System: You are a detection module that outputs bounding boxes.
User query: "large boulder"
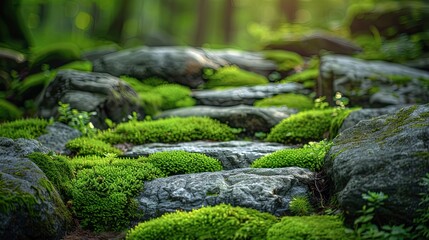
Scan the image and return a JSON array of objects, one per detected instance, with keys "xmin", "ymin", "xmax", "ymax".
[
  {"xmin": 38, "ymin": 70, "xmax": 143, "ymax": 128},
  {"xmin": 0, "ymin": 138, "xmax": 71, "ymax": 240},
  {"xmin": 319, "ymin": 55, "xmax": 429, "ymax": 107},
  {"xmin": 92, "ymin": 46, "xmax": 228, "ymax": 88},
  {"xmin": 124, "ymin": 141, "xmax": 288, "ymax": 170},
  {"xmin": 192, "ymin": 83, "xmax": 308, "ymax": 106},
  {"xmin": 37, "ymin": 122, "xmax": 81, "ymax": 155},
  {"xmin": 136, "ymin": 167, "xmax": 314, "ymax": 220},
  {"xmin": 155, "ymin": 105, "xmax": 297, "ymax": 135},
  {"xmin": 325, "ymin": 104, "xmax": 429, "ymax": 226}
]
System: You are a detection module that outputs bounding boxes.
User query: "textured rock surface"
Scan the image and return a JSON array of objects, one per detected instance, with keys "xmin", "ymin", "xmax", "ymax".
[
  {"xmin": 136, "ymin": 167, "xmax": 314, "ymax": 220},
  {"xmin": 325, "ymin": 104, "xmax": 429, "ymax": 225},
  {"xmin": 92, "ymin": 46, "xmax": 228, "ymax": 88},
  {"xmin": 192, "ymin": 83, "xmax": 308, "ymax": 106},
  {"xmin": 320, "ymin": 55, "xmax": 429, "ymax": 107},
  {"xmin": 0, "ymin": 138, "xmax": 71, "ymax": 240},
  {"xmin": 125, "ymin": 141, "xmax": 289, "ymax": 170},
  {"xmin": 155, "ymin": 105, "xmax": 297, "ymax": 135},
  {"xmin": 37, "ymin": 122, "xmax": 81, "ymax": 155},
  {"xmin": 38, "ymin": 70, "xmax": 143, "ymax": 128},
  {"xmin": 264, "ymin": 33, "xmax": 362, "ymax": 56}
]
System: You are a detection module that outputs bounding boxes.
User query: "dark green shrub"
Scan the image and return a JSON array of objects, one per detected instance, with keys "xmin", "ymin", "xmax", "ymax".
[
  {"xmin": 289, "ymin": 196, "xmax": 314, "ymax": 216},
  {"xmin": 262, "ymin": 50, "xmax": 304, "ymax": 71},
  {"xmin": 267, "ymin": 215, "xmax": 352, "ymax": 240},
  {"xmin": 98, "ymin": 117, "xmax": 237, "ymax": 145},
  {"xmin": 66, "ymin": 137, "xmax": 122, "ymax": 156},
  {"xmin": 254, "ymin": 93, "xmax": 313, "ymax": 110},
  {"xmin": 27, "ymin": 152, "xmax": 73, "ymax": 200},
  {"xmin": 203, "ymin": 66, "xmax": 268, "ymax": 89},
  {"xmin": 126, "ymin": 204, "xmax": 278, "ymax": 240},
  {"xmin": 266, "ymin": 109, "xmax": 335, "ymax": 144},
  {"xmin": 0, "ymin": 99, "xmax": 22, "ymax": 121},
  {"xmin": 251, "ymin": 140, "xmax": 332, "ymax": 171},
  {"xmin": 281, "ymin": 69, "xmax": 318, "ymax": 88},
  {"xmin": 0, "ymin": 118, "xmax": 50, "ymax": 139},
  {"xmin": 138, "ymin": 150, "xmax": 222, "ymax": 176}
]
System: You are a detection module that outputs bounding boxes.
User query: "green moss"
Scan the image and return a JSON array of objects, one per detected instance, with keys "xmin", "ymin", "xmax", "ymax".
[
  {"xmin": 126, "ymin": 204, "xmax": 278, "ymax": 240},
  {"xmin": 266, "ymin": 215, "xmax": 353, "ymax": 240},
  {"xmin": 141, "ymin": 77, "xmax": 169, "ymax": 86},
  {"xmin": 266, "ymin": 109, "xmax": 335, "ymax": 144},
  {"xmin": 251, "ymin": 140, "xmax": 332, "ymax": 171},
  {"xmin": 151, "ymin": 84, "xmax": 196, "ymax": 110},
  {"xmin": 97, "ymin": 117, "xmax": 237, "ymax": 145},
  {"xmin": 203, "ymin": 66, "xmax": 268, "ymax": 89},
  {"xmin": 281, "ymin": 69, "xmax": 318, "ymax": 89},
  {"xmin": 29, "ymin": 42, "xmax": 81, "ymax": 70},
  {"xmin": 289, "ymin": 196, "xmax": 314, "ymax": 216},
  {"xmin": 329, "ymin": 109, "xmax": 358, "ymax": 139},
  {"xmin": 138, "ymin": 92, "xmax": 163, "ymax": 116},
  {"xmin": 65, "ymin": 137, "xmax": 122, "ymax": 156},
  {"xmin": 120, "ymin": 76, "xmax": 154, "ymax": 93},
  {"xmin": 254, "ymin": 93, "xmax": 314, "ymax": 111},
  {"xmin": 0, "ymin": 99, "xmax": 22, "ymax": 121},
  {"xmin": 377, "ymin": 105, "xmax": 418, "ymax": 143},
  {"xmin": 262, "ymin": 50, "xmax": 304, "ymax": 71},
  {"xmin": 58, "ymin": 60, "xmax": 92, "ymax": 72},
  {"xmin": 0, "ymin": 174, "xmax": 38, "ymax": 216},
  {"xmin": 138, "ymin": 151, "xmax": 222, "ymax": 176},
  {"xmin": 388, "ymin": 75, "xmax": 412, "ymax": 85},
  {"xmin": 0, "ymin": 118, "xmax": 50, "ymax": 139}
]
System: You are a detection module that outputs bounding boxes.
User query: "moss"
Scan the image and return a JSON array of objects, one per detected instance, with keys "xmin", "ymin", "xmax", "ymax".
[
  {"xmin": 65, "ymin": 137, "xmax": 123, "ymax": 156},
  {"xmin": 0, "ymin": 118, "xmax": 50, "ymax": 139},
  {"xmin": 266, "ymin": 215, "xmax": 353, "ymax": 240},
  {"xmin": 387, "ymin": 75, "xmax": 412, "ymax": 85},
  {"xmin": 58, "ymin": 60, "xmax": 92, "ymax": 72},
  {"xmin": 126, "ymin": 204, "xmax": 278, "ymax": 240},
  {"xmin": 262, "ymin": 50, "xmax": 304, "ymax": 71},
  {"xmin": 281, "ymin": 69, "xmax": 318, "ymax": 89},
  {"xmin": 141, "ymin": 77, "xmax": 169, "ymax": 86},
  {"xmin": 97, "ymin": 117, "xmax": 237, "ymax": 145},
  {"xmin": 0, "ymin": 174, "xmax": 38, "ymax": 216},
  {"xmin": 0, "ymin": 99, "xmax": 22, "ymax": 121},
  {"xmin": 289, "ymin": 196, "xmax": 314, "ymax": 216},
  {"xmin": 120, "ymin": 76, "xmax": 154, "ymax": 93},
  {"xmin": 151, "ymin": 84, "xmax": 196, "ymax": 110},
  {"xmin": 251, "ymin": 140, "xmax": 332, "ymax": 171},
  {"xmin": 203, "ymin": 66, "xmax": 268, "ymax": 89},
  {"xmin": 377, "ymin": 105, "xmax": 418, "ymax": 143},
  {"xmin": 29, "ymin": 42, "xmax": 81, "ymax": 71},
  {"xmin": 138, "ymin": 150, "xmax": 223, "ymax": 176},
  {"xmin": 329, "ymin": 109, "xmax": 358, "ymax": 139},
  {"xmin": 254, "ymin": 93, "xmax": 314, "ymax": 111}
]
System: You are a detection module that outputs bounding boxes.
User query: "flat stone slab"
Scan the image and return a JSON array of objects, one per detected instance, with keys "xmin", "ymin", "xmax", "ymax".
[
  {"xmin": 192, "ymin": 83, "xmax": 308, "ymax": 106},
  {"xmin": 136, "ymin": 167, "xmax": 314, "ymax": 220},
  {"xmin": 124, "ymin": 141, "xmax": 289, "ymax": 170}
]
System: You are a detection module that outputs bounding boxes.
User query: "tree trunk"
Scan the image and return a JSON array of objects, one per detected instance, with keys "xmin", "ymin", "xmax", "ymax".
[
  {"xmin": 279, "ymin": 0, "xmax": 299, "ymax": 23},
  {"xmin": 194, "ymin": 0, "xmax": 209, "ymax": 46},
  {"xmin": 106, "ymin": 0, "xmax": 132, "ymax": 43},
  {"xmin": 223, "ymin": 0, "xmax": 234, "ymax": 44}
]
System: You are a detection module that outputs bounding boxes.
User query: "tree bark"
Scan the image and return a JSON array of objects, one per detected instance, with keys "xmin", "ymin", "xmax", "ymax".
[
  {"xmin": 278, "ymin": 0, "xmax": 299, "ymax": 23},
  {"xmin": 223, "ymin": 0, "xmax": 234, "ymax": 44},
  {"xmin": 194, "ymin": 0, "xmax": 209, "ymax": 46},
  {"xmin": 106, "ymin": 0, "xmax": 132, "ymax": 43}
]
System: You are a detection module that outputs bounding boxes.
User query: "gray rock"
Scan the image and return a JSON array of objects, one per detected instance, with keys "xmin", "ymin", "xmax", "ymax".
[
  {"xmin": 125, "ymin": 141, "xmax": 289, "ymax": 170},
  {"xmin": 136, "ymin": 167, "xmax": 314, "ymax": 220},
  {"xmin": 92, "ymin": 46, "xmax": 228, "ymax": 88},
  {"xmin": 38, "ymin": 70, "xmax": 143, "ymax": 129},
  {"xmin": 320, "ymin": 55, "xmax": 429, "ymax": 107},
  {"xmin": 155, "ymin": 105, "xmax": 297, "ymax": 135},
  {"xmin": 192, "ymin": 83, "xmax": 308, "ymax": 106},
  {"xmin": 0, "ymin": 138, "xmax": 71, "ymax": 240},
  {"xmin": 37, "ymin": 122, "xmax": 81, "ymax": 154},
  {"xmin": 325, "ymin": 104, "xmax": 429, "ymax": 226}
]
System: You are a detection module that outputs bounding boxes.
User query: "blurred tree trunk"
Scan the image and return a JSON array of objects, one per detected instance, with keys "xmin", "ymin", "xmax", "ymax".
[
  {"xmin": 163, "ymin": 0, "xmax": 178, "ymax": 36},
  {"xmin": 90, "ymin": 2, "xmax": 101, "ymax": 38},
  {"xmin": 0, "ymin": 0, "xmax": 31, "ymax": 51},
  {"xmin": 279, "ymin": 0, "xmax": 299, "ymax": 23},
  {"xmin": 106, "ymin": 0, "xmax": 132, "ymax": 43},
  {"xmin": 223, "ymin": 0, "xmax": 234, "ymax": 44},
  {"xmin": 194, "ymin": 0, "xmax": 209, "ymax": 46}
]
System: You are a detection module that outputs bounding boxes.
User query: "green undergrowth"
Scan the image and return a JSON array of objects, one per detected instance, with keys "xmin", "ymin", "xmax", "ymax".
[
  {"xmin": 0, "ymin": 118, "xmax": 50, "ymax": 139},
  {"xmin": 0, "ymin": 99, "xmax": 23, "ymax": 121},
  {"xmin": 97, "ymin": 117, "xmax": 237, "ymax": 145},
  {"xmin": 251, "ymin": 140, "xmax": 332, "ymax": 171},
  {"xmin": 0, "ymin": 174, "xmax": 38, "ymax": 216},
  {"xmin": 137, "ymin": 150, "xmax": 223, "ymax": 176},
  {"xmin": 203, "ymin": 66, "xmax": 268, "ymax": 89},
  {"xmin": 126, "ymin": 204, "xmax": 278, "ymax": 240},
  {"xmin": 66, "ymin": 137, "xmax": 122, "ymax": 156},
  {"xmin": 262, "ymin": 50, "xmax": 304, "ymax": 71},
  {"xmin": 281, "ymin": 68, "xmax": 318, "ymax": 89},
  {"xmin": 289, "ymin": 196, "xmax": 314, "ymax": 216},
  {"xmin": 254, "ymin": 93, "xmax": 314, "ymax": 110}
]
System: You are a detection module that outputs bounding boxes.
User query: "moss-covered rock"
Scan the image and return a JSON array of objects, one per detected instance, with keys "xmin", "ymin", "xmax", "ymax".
[
  {"xmin": 0, "ymin": 99, "xmax": 22, "ymax": 121},
  {"xmin": 203, "ymin": 66, "xmax": 268, "ymax": 89},
  {"xmin": 98, "ymin": 117, "xmax": 237, "ymax": 145},
  {"xmin": 281, "ymin": 68, "xmax": 318, "ymax": 88},
  {"xmin": 65, "ymin": 137, "xmax": 122, "ymax": 156},
  {"xmin": 0, "ymin": 118, "xmax": 50, "ymax": 139},
  {"xmin": 254, "ymin": 93, "xmax": 313, "ymax": 110},
  {"xmin": 138, "ymin": 150, "xmax": 222, "ymax": 176},
  {"xmin": 127, "ymin": 204, "xmax": 278, "ymax": 240},
  {"xmin": 266, "ymin": 215, "xmax": 353, "ymax": 240},
  {"xmin": 262, "ymin": 50, "xmax": 304, "ymax": 71}
]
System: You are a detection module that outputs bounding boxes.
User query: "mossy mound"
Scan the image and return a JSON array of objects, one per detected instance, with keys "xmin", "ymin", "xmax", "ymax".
[
  {"xmin": 251, "ymin": 140, "xmax": 332, "ymax": 171},
  {"xmin": 262, "ymin": 50, "xmax": 304, "ymax": 71},
  {"xmin": 289, "ymin": 196, "xmax": 314, "ymax": 216},
  {"xmin": 65, "ymin": 137, "xmax": 122, "ymax": 156},
  {"xmin": 203, "ymin": 66, "xmax": 268, "ymax": 89},
  {"xmin": 0, "ymin": 99, "xmax": 22, "ymax": 121},
  {"xmin": 0, "ymin": 118, "xmax": 50, "ymax": 139},
  {"xmin": 281, "ymin": 69, "xmax": 318, "ymax": 89},
  {"xmin": 98, "ymin": 117, "xmax": 237, "ymax": 145},
  {"xmin": 138, "ymin": 150, "xmax": 223, "ymax": 176},
  {"xmin": 266, "ymin": 215, "xmax": 353, "ymax": 240},
  {"xmin": 127, "ymin": 204, "xmax": 278, "ymax": 240},
  {"xmin": 254, "ymin": 93, "xmax": 314, "ymax": 111}
]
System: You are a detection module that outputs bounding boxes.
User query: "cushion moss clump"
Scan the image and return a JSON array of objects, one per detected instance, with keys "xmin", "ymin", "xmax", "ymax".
[
  {"xmin": 126, "ymin": 204, "xmax": 278, "ymax": 240},
  {"xmin": 138, "ymin": 151, "xmax": 223, "ymax": 176},
  {"xmin": 251, "ymin": 140, "xmax": 332, "ymax": 171},
  {"xmin": 262, "ymin": 50, "xmax": 304, "ymax": 71},
  {"xmin": 65, "ymin": 137, "xmax": 122, "ymax": 156},
  {"xmin": 281, "ymin": 68, "xmax": 318, "ymax": 88},
  {"xmin": 98, "ymin": 117, "xmax": 237, "ymax": 145},
  {"xmin": 266, "ymin": 215, "xmax": 353, "ymax": 240},
  {"xmin": 289, "ymin": 196, "xmax": 314, "ymax": 216},
  {"xmin": 254, "ymin": 93, "xmax": 314, "ymax": 110},
  {"xmin": 203, "ymin": 66, "xmax": 268, "ymax": 89},
  {"xmin": 0, "ymin": 99, "xmax": 22, "ymax": 121},
  {"xmin": 0, "ymin": 118, "xmax": 50, "ymax": 139},
  {"xmin": 151, "ymin": 84, "xmax": 196, "ymax": 110}
]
